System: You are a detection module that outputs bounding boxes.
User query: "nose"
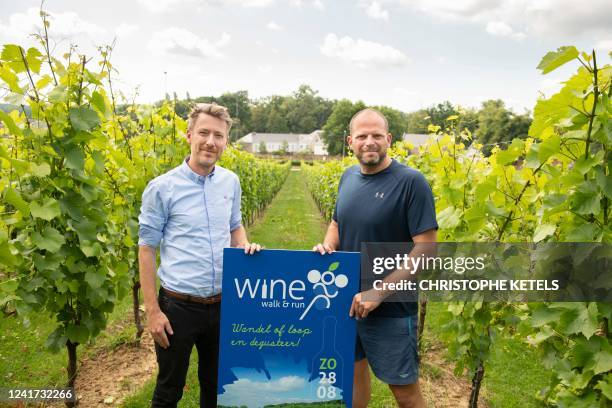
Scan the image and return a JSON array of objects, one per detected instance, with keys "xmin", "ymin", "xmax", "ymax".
[{"xmin": 203, "ymin": 134, "xmax": 215, "ymax": 146}]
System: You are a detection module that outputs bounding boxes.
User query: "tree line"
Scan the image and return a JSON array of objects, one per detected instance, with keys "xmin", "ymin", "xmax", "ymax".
[{"xmin": 162, "ymin": 85, "xmax": 532, "ymax": 155}]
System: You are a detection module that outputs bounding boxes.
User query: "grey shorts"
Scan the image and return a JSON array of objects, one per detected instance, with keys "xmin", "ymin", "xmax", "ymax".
[{"xmin": 355, "ymin": 315, "xmax": 419, "ymax": 385}]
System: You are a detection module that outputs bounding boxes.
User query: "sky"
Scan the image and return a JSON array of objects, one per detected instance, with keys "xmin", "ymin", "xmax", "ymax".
[{"xmin": 0, "ymin": 0, "xmax": 610, "ymax": 114}]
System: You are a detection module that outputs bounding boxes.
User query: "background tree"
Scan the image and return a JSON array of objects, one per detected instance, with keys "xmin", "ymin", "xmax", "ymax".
[
  {"xmin": 474, "ymin": 99, "xmax": 531, "ymax": 153},
  {"xmin": 374, "ymin": 105, "xmax": 409, "ymax": 142},
  {"xmin": 322, "ymin": 99, "xmax": 366, "ymax": 155},
  {"xmin": 258, "ymin": 141, "xmax": 267, "ymax": 154}
]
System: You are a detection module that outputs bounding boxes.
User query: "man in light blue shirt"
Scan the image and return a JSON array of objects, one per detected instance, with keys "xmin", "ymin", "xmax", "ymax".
[{"xmin": 138, "ymin": 103, "xmax": 260, "ymax": 408}]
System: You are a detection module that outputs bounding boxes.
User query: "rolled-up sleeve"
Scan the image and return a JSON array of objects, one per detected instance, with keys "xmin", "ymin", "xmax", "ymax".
[
  {"xmin": 138, "ymin": 180, "xmax": 167, "ymax": 247},
  {"xmin": 230, "ymin": 177, "xmax": 242, "ymax": 232}
]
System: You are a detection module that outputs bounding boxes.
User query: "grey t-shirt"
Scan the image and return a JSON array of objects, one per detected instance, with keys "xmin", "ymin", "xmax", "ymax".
[{"xmin": 333, "ymin": 159, "xmax": 438, "ymax": 317}]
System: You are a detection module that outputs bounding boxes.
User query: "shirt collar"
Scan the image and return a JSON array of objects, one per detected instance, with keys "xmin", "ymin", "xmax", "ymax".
[{"xmin": 181, "ymin": 157, "xmax": 215, "ymax": 184}]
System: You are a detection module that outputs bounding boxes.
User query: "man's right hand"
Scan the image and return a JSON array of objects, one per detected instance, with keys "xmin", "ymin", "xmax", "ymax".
[
  {"xmin": 312, "ymin": 242, "xmax": 334, "ymax": 255},
  {"xmin": 147, "ymin": 308, "xmax": 174, "ymax": 348}
]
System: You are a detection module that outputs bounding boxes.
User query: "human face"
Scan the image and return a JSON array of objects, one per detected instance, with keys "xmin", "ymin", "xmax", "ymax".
[
  {"xmin": 348, "ymin": 111, "xmax": 392, "ymax": 171},
  {"xmin": 186, "ymin": 113, "xmax": 228, "ymax": 175}
]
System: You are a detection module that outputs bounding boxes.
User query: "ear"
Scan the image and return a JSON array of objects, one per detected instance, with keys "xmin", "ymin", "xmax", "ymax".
[
  {"xmin": 347, "ymin": 134, "xmax": 353, "ymax": 147},
  {"xmin": 387, "ymin": 133, "xmax": 392, "ymax": 144},
  {"xmin": 186, "ymin": 129, "xmax": 193, "ymax": 144}
]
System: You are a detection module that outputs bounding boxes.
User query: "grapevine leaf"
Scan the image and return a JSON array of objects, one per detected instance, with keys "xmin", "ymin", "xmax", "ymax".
[
  {"xmin": 0, "ymin": 110, "xmax": 23, "ymax": 136},
  {"xmin": 30, "ymin": 199, "xmax": 61, "ymax": 220},
  {"xmin": 0, "ymin": 241, "xmax": 20, "ymax": 267},
  {"xmin": 84, "ymin": 271, "xmax": 105, "ymax": 289},
  {"xmin": 69, "ymin": 219, "xmax": 97, "ymax": 242},
  {"xmin": 80, "ymin": 241, "xmax": 102, "ymax": 257},
  {"xmin": 32, "ymin": 227, "xmax": 65, "ymax": 252},
  {"xmin": 530, "ymin": 306, "xmax": 562, "ymax": 327},
  {"xmin": 66, "ymin": 324, "xmax": 89, "ymax": 344},
  {"xmin": 0, "ymin": 65, "xmax": 22, "ymax": 93},
  {"xmin": 69, "ymin": 107, "xmax": 100, "ymax": 132},
  {"xmin": 65, "ymin": 146, "xmax": 85, "ymax": 171},
  {"xmin": 537, "ymin": 46, "xmax": 579, "ymax": 74},
  {"xmin": 25, "ymin": 47, "xmax": 43, "ymax": 74},
  {"xmin": 29, "ymin": 162, "xmax": 51, "ymax": 177},
  {"xmin": 533, "ymin": 224, "xmax": 556, "ymax": 242},
  {"xmin": 90, "ymin": 91, "xmax": 106, "ymax": 115},
  {"xmin": 566, "ymin": 224, "xmax": 597, "ymax": 242},
  {"xmin": 1, "ymin": 44, "xmax": 26, "ymax": 73},
  {"xmin": 595, "ymin": 375, "xmax": 612, "ymax": 400},
  {"xmin": 593, "ymin": 345, "xmax": 612, "ymax": 375},
  {"xmin": 571, "ymin": 182, "xmax": 601, "ymax": 215},
  {"xmin": 4, "ymin": 188, "xmax": 30, "ymax": 216},
  {"xmin": 438, "ymin": 206, "xmax": 462, "ymax": 229}
]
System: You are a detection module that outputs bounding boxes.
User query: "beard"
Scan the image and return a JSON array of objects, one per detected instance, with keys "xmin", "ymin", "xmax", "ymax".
[{"xmin": 356, "ymin": 149, "xmax": 386, "ymax": 167}]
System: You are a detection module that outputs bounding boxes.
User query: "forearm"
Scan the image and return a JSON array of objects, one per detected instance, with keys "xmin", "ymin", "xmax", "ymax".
[
  {"xmin": 139, "ymin": 245, "xmax": 160, "ymax": 314},
  {"xmin": 323, "ymin": 220, "xmax": 340, "ymax": 250},
  {"xmin": 376, "ymin": 231, "xmax": 438, "ymax": 298},
  {"xmin": 230, "ymin": 225, "xmax": 248, "ymax": 247}
]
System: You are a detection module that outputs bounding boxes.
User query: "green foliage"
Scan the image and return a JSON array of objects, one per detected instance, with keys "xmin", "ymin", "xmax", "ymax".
[
  {"xmin": 248, "ymin": 85, "xmax": 334, "ymax": 137},
  {"xmin": 0, "ymin": 32, "xmax": 289, "ymax": 386},
  {"xmin": 304, "ymin": 46, "xmax": 611, "ymax": 406},
  {"xmin": 474, "ymin": 99, "xmax": 532, "ymax": 153},
  {"xmin": 321, "ymin": 99, "xmax": 366, "ymax": 155}
]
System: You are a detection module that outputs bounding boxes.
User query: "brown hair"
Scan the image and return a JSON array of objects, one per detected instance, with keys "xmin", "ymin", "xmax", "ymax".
[{"xmin": 187, "ymin": 102, "xmax": 233, "ymax": 133}]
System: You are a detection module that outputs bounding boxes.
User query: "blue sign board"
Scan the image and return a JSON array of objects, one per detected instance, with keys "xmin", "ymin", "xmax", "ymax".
[{"xmin": 218, "ymin": 248, "xmax": 360, "ymax": 408}]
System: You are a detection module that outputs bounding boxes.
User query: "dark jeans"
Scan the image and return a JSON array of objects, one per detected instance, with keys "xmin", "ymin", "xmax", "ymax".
[{"xmin": 152, "ymin": 290, "xmax": 220, "ymax": 408}]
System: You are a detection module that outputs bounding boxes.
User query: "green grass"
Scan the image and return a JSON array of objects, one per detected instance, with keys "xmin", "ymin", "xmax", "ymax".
[
  {"xmin": 0, "ymin": 285, "xmax": 139, "ymax": 390},
  {"xmin": 247, "ymin": 169, "xmax": 329, "ymax": 250}
]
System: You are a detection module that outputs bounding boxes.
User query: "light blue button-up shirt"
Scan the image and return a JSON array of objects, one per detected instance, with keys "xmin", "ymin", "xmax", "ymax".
[{"xmin": 138, "ymin": 159, "xmax": 242, "ymax": 297}]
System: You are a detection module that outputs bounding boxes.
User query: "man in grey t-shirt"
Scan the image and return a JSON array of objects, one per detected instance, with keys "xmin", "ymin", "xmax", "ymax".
[{"xmin": 314, "ymin": 108, "xmax": 438, "ymax": 408}]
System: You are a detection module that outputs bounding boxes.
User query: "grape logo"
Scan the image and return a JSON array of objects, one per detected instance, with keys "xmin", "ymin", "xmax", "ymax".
[{"xmin": 299, "ymin": 262, "xmax": 348, "ymax": 321}]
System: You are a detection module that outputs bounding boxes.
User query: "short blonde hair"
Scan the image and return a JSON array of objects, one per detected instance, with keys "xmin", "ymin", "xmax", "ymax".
[{"xmin": 187, "ymin": 102, "xmax": 233, "ymax": 132}]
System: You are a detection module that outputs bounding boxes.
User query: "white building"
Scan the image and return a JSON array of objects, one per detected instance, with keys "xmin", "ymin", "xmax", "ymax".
[
  {"xmin": 401, "ymin": 133, "xmax": 430, "ymax": 148},
  {"xmin": 237, "ymin": 130, "xmax": 328, "ymax": 156}
]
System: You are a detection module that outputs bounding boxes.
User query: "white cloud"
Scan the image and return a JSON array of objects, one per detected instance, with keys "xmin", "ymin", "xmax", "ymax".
[
  {"xmin": 320, "ymin": 33, "xmax": 408, "ymax": 68},
  {"xmin": 148, "ymin": 28, "xmax": 230, "ymax": 58},
  {"xmin": 136, "ymin": 0, "xmax": 196, "ymax": 13},
  {"xmin": 226, "ymin": 0, "xmax": 275, "ymax": 7},
  {"xmin": 594, "ymin": 39, "xmax": 612, "ymax": 55},
  {"xmin": 218, "ymin": 376, "xmax": 310, "ymax": 408},
  {"xmin": 360, "ymin": 1, "xmax": 389, "ymax": 21},
  {"xmin": 485, "ymin": 21, "xmax": 526, "ymax": 40},
  {"xmin": 290, "ymin": 0, "xmax": 325, "ymax": 10},
  {"xmin": 115, "ymin": 23, "xmax": 139, "ymax": 38},
  {"xmin": 267, "ymin": 21, "xmax": 283, "ymax": 31},
  {"xmin": 393, "ymin": 0, "xmax": 612, "ymax": 40},
  {"xmin": 0, "ymin": 7, "xmax": 106, "ymax": 40},
  {"xmin": 137, "ymin": 0, "xmax": 273, "ymax": 12}
]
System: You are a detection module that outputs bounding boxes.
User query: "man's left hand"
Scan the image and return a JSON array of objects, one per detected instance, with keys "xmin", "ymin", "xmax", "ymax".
[
  {"xmin": 242, "ymin": 242, "xmax": 262, "ymax": 255},
  {"xmin": 349, "ymin": 290, "xmax": 382, "ymax": 319}
]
